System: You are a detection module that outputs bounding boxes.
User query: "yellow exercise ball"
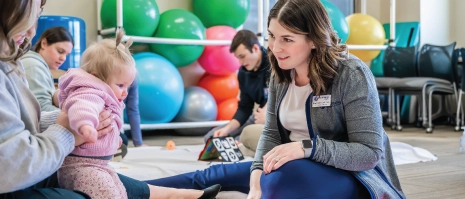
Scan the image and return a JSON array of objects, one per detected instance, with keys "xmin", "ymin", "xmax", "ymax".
[{"xmin": 345, "ymin": 13, "xmax": 385, "ymax": 62}]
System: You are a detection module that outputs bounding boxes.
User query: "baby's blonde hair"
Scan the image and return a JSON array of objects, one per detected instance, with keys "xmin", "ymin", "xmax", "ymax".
[{"xmin": 80, "ymin": 30, "xmax": 135, "ymax": 82}]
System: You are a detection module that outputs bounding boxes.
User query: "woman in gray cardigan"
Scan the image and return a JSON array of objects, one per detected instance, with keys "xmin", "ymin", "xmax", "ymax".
[
  {"xmin": 148, "ymin": 0, "xmax": 405, "ymax": 198},
  {"xmin": 0, "ymin": 0, "xmax": 220, "ymax": 198}
]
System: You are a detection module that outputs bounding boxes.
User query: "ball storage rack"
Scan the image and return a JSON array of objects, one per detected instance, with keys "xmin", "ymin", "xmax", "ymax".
[{"xmin": 97, "ymin": 0, "xmax": 397, "ymax": 131}]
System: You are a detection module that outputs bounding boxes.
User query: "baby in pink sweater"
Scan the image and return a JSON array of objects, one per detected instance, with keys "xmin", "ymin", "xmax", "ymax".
[{"xmin": 57, "ymin": 30, "xmax": 136, "ymax": 199}]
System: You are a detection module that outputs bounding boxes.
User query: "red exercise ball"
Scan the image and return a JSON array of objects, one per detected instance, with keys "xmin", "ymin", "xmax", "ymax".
[
  {"xmin": 198, "ymin": 26, "xmax": 240, "ymax": 76},
  {"xmin": 217, "ymin": 98, "xmax": 239, "ymax": 121},
  {"xmin": 198, "ymin": 73, "xmax": 239, "ymax": 103}
]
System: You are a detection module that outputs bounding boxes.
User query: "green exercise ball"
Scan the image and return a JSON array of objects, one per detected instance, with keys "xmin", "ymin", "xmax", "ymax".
[
  {"xmin": 100, "ymin": 0, "xmax": 160, "ymax": 37},
  {"xmin": 193, "ymin": 0, "xmax": 250, "ymax": 28},
  {"xmin": 149, "ymin": 9, "xmax": 206, "ymax": 67},
  {"xmin": 321, "ymin": 0, "xmax": 350, "ymax": 44}
]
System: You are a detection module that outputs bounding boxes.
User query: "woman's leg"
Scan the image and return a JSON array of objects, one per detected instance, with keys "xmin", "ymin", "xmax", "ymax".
[
  {"xmin": 145, "ymin": 162, "xmax": 252, "ymax": 193},
  {"xmin": 0, "ymin": 172, "xmax": 90, "ymax": 199},
  {"xmin": 119, "ymin": 174, "xmax": 220, "ymax": 199},
  {"xmin": 261, "ymin": 159, "xmax": 370, "ymax": 199}
]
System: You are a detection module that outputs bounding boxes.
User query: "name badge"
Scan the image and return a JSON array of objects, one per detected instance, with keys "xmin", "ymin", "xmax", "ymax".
[{"xmin": 312, "ymin": 95, "xmax": 331, "ymax": 107}]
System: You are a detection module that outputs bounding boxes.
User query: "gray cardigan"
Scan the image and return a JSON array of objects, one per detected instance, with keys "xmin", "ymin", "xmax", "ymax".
[
  {"xmin": 0, "ymin": 60, "xmax": 74, "ymax": 193},
  {"xmin": 252, "ymin": 55, "xmax": 405, "ymax": 199}
]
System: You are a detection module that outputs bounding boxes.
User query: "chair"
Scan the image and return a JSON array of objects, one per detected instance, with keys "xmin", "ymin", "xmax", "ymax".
[
  {"xmin": 391, "ymin": 42, "xmax": 458, "ymax": 133},
  {"xmin": 372, "ymin": 22, "xmax": 420, "ymax": 127},
  {"xmin": 375, "ymin": 46, "xmax": 417, "ymax": 130}
]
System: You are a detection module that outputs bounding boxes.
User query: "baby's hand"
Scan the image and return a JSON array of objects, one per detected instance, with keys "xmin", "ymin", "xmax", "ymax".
[{"xmin": 79, "ymin": 125, "xmax": 98, "ymax": 143}]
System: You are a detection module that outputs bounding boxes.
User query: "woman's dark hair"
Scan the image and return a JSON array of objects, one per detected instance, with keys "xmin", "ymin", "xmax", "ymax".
[
  {"xmin": 268, "ymin": 0, "xmax": 348, "ymax": 96},
  {"xmin": 33, "ymin": 26, "xmax": 74, "ymax": 52}
]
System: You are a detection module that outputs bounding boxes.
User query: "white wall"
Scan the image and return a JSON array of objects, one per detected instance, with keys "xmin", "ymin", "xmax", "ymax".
[
  {"xmin": 452, "ymin": 0, "xmax": 465, "ymax": 47},
  {"xmin": 42, "ymin": 0, "xmax": 464, "ymax": 49},
  {"xmin": 420, "ymin": 0, "xmax": 451, "ymax": 46},
  {"xmin": 42, "ymin": 0, "xmax": 193, "ymax": 47}
]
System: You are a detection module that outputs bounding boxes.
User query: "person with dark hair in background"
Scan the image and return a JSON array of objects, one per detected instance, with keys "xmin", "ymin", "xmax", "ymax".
[
  {"xmin": 21, "ymin": 26, "xmax": 73, "ymax": 112},
  {"xmin": 203, "ymin": 30, "xmax": 270, "ymax": 149}
]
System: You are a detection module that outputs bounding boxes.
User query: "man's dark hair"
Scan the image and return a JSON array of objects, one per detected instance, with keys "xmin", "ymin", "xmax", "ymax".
[{"xmin": 229, "ymin": 30, "xmax": 260, "ymax": 53}]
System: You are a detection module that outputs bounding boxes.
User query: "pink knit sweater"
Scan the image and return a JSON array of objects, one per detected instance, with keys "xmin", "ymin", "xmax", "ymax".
[{"xmin": 58, "ymin": 68, "xmax": 123, "ymax": 157}]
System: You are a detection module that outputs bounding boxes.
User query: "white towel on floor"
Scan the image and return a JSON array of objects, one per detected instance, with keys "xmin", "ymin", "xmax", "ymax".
[
  {"xmin": 390, "ymin": 142, "xmax": 438, "ymax": 165},
  {"xmin": 109, "ymin": 145, "xmax": 253, "ymax": 181}
]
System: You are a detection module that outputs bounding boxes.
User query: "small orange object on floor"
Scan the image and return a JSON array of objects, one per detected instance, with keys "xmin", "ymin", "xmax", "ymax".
[{"xmin": 165, "ymin": 140, "xmax": 176, "ymax": 150}]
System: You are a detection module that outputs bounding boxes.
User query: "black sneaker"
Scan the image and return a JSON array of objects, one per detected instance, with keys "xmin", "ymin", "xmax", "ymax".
[{"xmin": 111, "ymin": 143, "xmax": 128, "ymax": 162}]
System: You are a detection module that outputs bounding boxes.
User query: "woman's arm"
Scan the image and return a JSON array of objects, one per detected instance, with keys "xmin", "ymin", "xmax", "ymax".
[
  {"xmin": 311, "ymin": 61, "xmax": 385, "ymax": 171},
  {"xmin": 251, "ymin": 77, "xmax": 282, "ymax": 171},
  {"xmin": 39, "ymin": 109, "xmax": 60, "ymax": 133},
  {"xmin": 0, "ymin": 74, "xmax": 74, "ymax": 192}
]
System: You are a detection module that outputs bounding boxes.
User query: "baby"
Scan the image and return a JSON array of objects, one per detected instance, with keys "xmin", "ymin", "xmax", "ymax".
[{"xmin": 57, "ymin": 30, "xmax": 136, "ymax": 199}]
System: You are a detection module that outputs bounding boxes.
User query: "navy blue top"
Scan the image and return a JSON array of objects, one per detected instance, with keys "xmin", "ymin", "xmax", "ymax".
[{"xmin": 232, "ymin": 47, "xmax": 271, "ymax": 125}]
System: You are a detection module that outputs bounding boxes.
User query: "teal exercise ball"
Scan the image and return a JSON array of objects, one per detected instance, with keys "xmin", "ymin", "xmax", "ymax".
[
  {"xmin": 100, "ymin": 0, "xmax": 160, "ymax": 37},
  {"xmin": 321, "ymin": 0, "xmax": 349, "ymax": 43},
  {"xmin": 134, "ymin": 52, "xmax": 184, "ymax": 124},
  {"xmin": 193, "ymin": 0, "xmax": 250, "ymax": 28},
  {"xmin": 149, "ymin": 9, "xmax": 206, "ymax": 67}
]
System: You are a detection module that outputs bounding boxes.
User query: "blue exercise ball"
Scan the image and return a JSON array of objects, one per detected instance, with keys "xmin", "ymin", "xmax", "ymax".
[
  {"xmin": 33, "ymin": 16, "xmax": 86, "ymax": 70},
  {"xmin": 173, "ymin": 86, "xmax": 217, "ymax": 135},
  {"xmin": 321, "ymin": 0, "xmax": 350, "ymax": 44},
  {"xmin": 134, "ymin": 52, "xmax": 184, "ymax": 124}
]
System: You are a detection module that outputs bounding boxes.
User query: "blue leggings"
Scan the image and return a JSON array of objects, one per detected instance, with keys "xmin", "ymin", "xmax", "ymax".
[{"xmin": 146, "ymin": 160, "xmax": 370, "ymax": 199}]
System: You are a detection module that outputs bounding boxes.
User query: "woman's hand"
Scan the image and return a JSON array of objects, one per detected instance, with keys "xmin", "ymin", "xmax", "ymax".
[
  {"xmin": 247, "ymin": 170, "xmax": 263, "ymax": 199},
  {"xmin": 56, "ymin": 108, "xmax": 115, "ymax": 146},
  {"xmin": 52, "ymin": 89, "xmax": 60, "ymax": 107},
  {"xmin": 253, "ymin": 107, "xmax": 266, "ymax": 124},
  {"xmin": 97, "ymin": 108, "xmax": 115, "ymax": 137},
  {"xmin": 247, "ymin": 187, "xmax": 262, "ymax": 199},
  {"xmin": 56, "ymin": 111, "xmax": 85, "ymax": 146},
  {"xmin": 263, "ymin": 142, "xmax": 305, "ymax": 174}
]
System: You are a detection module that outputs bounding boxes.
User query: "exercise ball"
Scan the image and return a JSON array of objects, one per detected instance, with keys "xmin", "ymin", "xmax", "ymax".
[
  {"xmin": 198, "ymin": 73, "xmax": 239, "ymax": 104},
  {"xmin": 345, "ymin": 14, "xmax": 385, "ymax": 62},
  {"xmin": 198, "ymin": 26, "xmax": 240, "ymax": 76},
  {"xmin": 149, "ymin": 9, "xmax": 205, "ymax": 67},
  {"xmin": 321, "ymin": 0, "xmax": 349, "ymax": 43},
  {"xmin": 217, "ymin": 98, "xmax": 238, "ymax": 120},
  {"xmin": 178, "ymin": 61, "xmax": 206, "ymax": 88},
  {"xmin": 193, "ymin": 0, "xmax": 250, "ymax": 28},
  {"xmin": 100, "ymin": 0, "xmax": 160, "ymax": 37},
  {"xmin": 34, "ymin": 16, "xmax": 86, "ymax": 70},
  {"xmin": 134, "ymin": 52, "xmax": 184, "ymax": 124},
  {"xmin": 173, "ymin": 87, "xmax": 217, "ymax": 135}
]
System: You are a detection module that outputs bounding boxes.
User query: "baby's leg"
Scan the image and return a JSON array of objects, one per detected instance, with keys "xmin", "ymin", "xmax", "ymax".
[{"xmin": 58, "ymin": 156, "xmax": 127, "ymax": 199}]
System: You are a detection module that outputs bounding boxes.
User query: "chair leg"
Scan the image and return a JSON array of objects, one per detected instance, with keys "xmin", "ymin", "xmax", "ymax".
[
  {"xmin": 422, "ymin": 88, "xmax": 428, "ymax": 128},
  {"xmin": 387, "ymin": 89, "xmax": 393, "ymax": 125},
  {"xmin": 396, "ymin": 95, "xmax": 402, "ymax": 131},
  {"xmin": 456, "ymin": 90, "xmax": 463, "ymax": 131},
  {"xmin": 426, "ymin": 91, "xmax": 434, "ymax": 133}
]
